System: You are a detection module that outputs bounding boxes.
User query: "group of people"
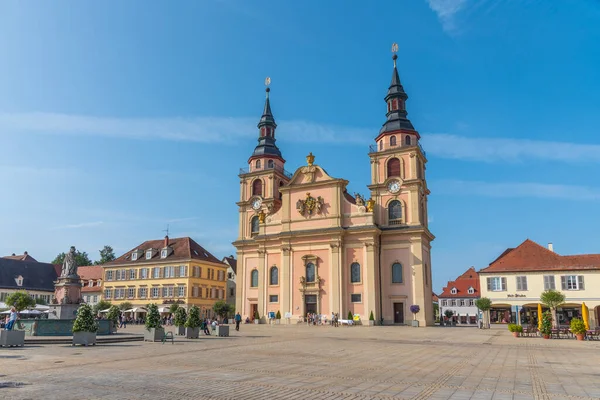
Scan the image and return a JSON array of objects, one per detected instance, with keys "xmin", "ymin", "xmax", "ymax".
[
  {"xmin": 304, "ymin": 312, "xmax": 342, "ymax": 326},
  {"xmin": 1, "ymin": 306, "xmax": 18, "ymax": 330}
]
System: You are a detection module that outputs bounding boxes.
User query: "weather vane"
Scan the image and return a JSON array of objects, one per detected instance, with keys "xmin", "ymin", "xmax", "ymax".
[
  {"xmin": 391, "ymin": 42, "xmax": 398, "ymax": 67},
  {"xmin": 265, "ymin": 76, "xmax": 271, "ymax": 87}
]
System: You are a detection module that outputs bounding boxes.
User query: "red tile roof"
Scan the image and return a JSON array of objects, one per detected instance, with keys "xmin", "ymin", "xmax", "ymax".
[
  {"xmin": 479, "ymin": 239, "xmax": 600, "ymax": 273},
  {"xmin": 439, "ymin": 267, "xmax": 480, "ymax": 298},
  {"xmin": 78, "ymin": 266, "xmax": 103, "ymax": 280},
  {"xmin": 81, "ymin": 285, "xmax": 103, "ymax": 293},
  {"xmin": 106, "ymin": 236, "xmax": 223, "ymax": 266},
  {"xmin": 432, "ymin": 292, "xmax": 439, "ymax": 302},
  {"xmin": 2, "ymin": 253, "xmax": 37, "ymax": 262}
]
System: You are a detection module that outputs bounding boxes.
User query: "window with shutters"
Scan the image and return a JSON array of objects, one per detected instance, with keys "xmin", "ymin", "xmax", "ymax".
[
  {"xmin": 562, "ymin": 275, "xmax": 584, "ymax": 290},
  {"xmin": 178, "ymin": 286, "xmax": 186, "ymax": 297},
  {"xmin": 140, "ymin": 268, "xmax": 148, "ymax": 279},
  {"xmin": 179, "ymin": 265, "xmax": 185, "ymax": 277},
  {"xmin": 151, "ymin": 287, "xmax": 159, "ymax": 298},
  {"xmin": 487, "ymin": 277, "xmax": 506, "ymax": 292},
  {"xmin": 192, "ymin": 286, "xmax": 199, "ymax": 297},
  {"xmin": 543, "ymin": 275, "xmax": 555, "ymax": 290},
  {"xmin": 251, "ymin": 270, "xmax": 258, "ymax": 287},
  {"xmin": 469, "ymin": 299, "xmax": 474, "ymax": 306},
  {"xmin": 106, "ymin": 271, "xmax": 114, "ymax": 281},
  {"xmin": 252, "ymin": 179, "xmax": 263, "ymax": 196},
  {"xmin": 350, "ymin": 262, "xmax": 361, "ymax": 283},
  {"xmin": 138, "ymin": 288, "xmax": 147, "ymax": 298},
  {"xmin": 128, "ymin": 288, "xmax": 135, "ymax": 299},
  {"xmin": 450, "ymin": 299, "xmax": 456, "ymax": 306},
  {"xmin": 459, "ymin": 299, "xmax": 465, "ymax": 306},
  {"xmin": 129, "ymin": 269, "xmax": 136, "ymax": 280},
  {"xmin": 391, "ymin": 263, "xmax": 403, "ymax": 283},
  {"xmin": 162, "ymin": 287, "xmax": 169, "ymax": 297},
  {"xmin": 104, "ymin": 289, "xmax": 112, "ymax": 299},
  {"xmin": 387, "ymin": 157, "xmax": 401, "ymax": 178},
  {"xmin": 516, "ymin": 276, "xmax": 528, "ymax": 291}
]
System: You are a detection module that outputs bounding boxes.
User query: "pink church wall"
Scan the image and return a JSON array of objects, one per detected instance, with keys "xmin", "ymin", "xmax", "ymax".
[
  {"xmin": 379, "ymin": 245, "xmax": 412, "ymax": 322},
  {"xmin": 344, "ymin": 247, "xmax": 365, "ymax": 317},
  {"xmin": 244, "ymin": 256, "xmax": 260, "ymax": 318}
]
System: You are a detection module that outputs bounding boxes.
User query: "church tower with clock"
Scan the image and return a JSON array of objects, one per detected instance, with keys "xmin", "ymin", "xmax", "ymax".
[{"xmin": 234, "ymin": 46, "xmax": 434, "ymax": 327}]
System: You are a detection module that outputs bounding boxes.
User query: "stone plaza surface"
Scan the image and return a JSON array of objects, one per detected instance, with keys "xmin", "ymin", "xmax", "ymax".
[{"xmin": 1, "ymin": 324, "xmax": 600, "ymax": 400}]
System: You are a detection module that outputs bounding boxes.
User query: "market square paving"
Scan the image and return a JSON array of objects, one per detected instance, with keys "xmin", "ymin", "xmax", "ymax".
[{"xmin": 2, "ymin": 324, "xmax": 600, "ymax": 400}]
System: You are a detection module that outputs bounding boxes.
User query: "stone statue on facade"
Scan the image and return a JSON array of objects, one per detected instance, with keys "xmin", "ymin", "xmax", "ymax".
[
  {"xmin": 354, "ymin": 193, "xmax": 365, "ymax": 206},
  {"xmin": 61, "ymin": 246, "xmax": 79, "ymax": 278},
  {"xmin": 296, "ymin": 198, "xmax": 306, "ymax": 215}
]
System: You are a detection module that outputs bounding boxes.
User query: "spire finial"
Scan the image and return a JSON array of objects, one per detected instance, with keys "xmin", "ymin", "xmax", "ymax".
[
  {"xmin": 265, "ymin": 76, "xmax": 271, "ymax": 97},
  {"xmin": 391, "ymin": 43, "xmax": 398, "ymax": 68}
]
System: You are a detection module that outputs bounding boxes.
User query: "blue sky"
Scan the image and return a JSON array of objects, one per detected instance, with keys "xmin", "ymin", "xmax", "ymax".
[{"xmin": 1, "ymin": 1, "xmax": 599, "ymax": 293}]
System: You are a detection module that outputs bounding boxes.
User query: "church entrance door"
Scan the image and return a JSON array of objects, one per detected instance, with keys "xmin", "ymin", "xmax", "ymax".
[
  {"xmin": 305, "ymin": 295, "xmax": 317, "ymax": 315},
  {"xmin": 251, "ymin": 304, "xmax": 258, "ymax": 321},
  {"xmin": 393, "ymin": 302, "xmax": 404, "ymax": 324}
]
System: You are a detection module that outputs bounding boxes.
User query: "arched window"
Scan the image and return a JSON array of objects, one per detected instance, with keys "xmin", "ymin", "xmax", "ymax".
[
  {"xmin": 379, "ymin": 140, "xmax": 383, "ymax": 151},
  {"xmin": 306, "ymin": 262, "xmax": 315, "ymax": 282},
  {"xmin": 251, "ymin": 269, "xmax": 258, "ymax": 287},
  {"xmin": 267, "ymin": 159, "xmax": 274, "ymax": 169},
  {"xmin": 250, "ymin": 216, "xmax": 259, "ymax": 235},
  {"xmin": 390, "ymin": 136, "xmax": 396, "ymax": 146},
  {"xmin": 252, "ymin": 179, "xmax": 262, "ymax": 196},
  {"xmin": 387, "ymin": 157, "xmax": 401, "ymax": 177},
  {"xmin": 270, "ymin": 266, "xmax": 278, "ymax": 285},
  {"xmin": 350, "ymin": 262, "xmax": 361, "ymax": 283},
  {"xmin": 392, "ymin": 263, "xmax": 403, "ymax": 283},
  {"xmin": 279, "ymin": 181, "xmax": 284, "ymax": 200},
  {"xmin": 255, "ymin": 159, "xmax": 261, "ymax": 169},
  {"xmin": 388, "ymin": 200, "xmax": 402, "ymax": 222},
  {"xmin": 405, "ymin": 135, "xmax": 411, "ymax": 146}
]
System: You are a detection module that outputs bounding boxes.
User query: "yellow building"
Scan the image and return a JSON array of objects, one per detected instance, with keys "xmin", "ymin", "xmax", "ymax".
[
  {"xmin": 102, "ymin": 236, "xmax": 228, "ymax": 317},
  {"xmin": 479, "ymin": 239, "xmax": 600, "ymax": 328}
]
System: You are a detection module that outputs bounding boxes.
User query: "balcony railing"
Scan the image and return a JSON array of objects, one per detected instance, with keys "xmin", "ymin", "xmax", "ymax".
[
  {"xmin": 368, "ymin": 143, "xmax": 427, "ymax": 157},
  {"xmin": 239, "ymin": 164, "xmax": 293, "ymax": 178}
]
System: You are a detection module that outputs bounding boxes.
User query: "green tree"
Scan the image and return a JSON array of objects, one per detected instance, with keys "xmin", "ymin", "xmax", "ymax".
[
  {"xmin": 93, "ymin": 300, "xmax": 112, "ymax": 315},
  {"xmin": 6, "ymin": 291, "xmax": 36, "ymax": 312},
  {"xmin": 94, "ymin": 245, "xmax": 116, "ymax": 265},
  {"xmin": 145, "ymin": 303, "xmax": 162, "ymax": 330},
  {"xmin": 72, "ymin": 304, "xmax": 98, "ymax": 333},
  {"xmin": 52, "ymin": 250, "xmax": 93, "ymax": 267},
  {"xmin": 475, "ymin": 297, "xmax": 492, "ymax": 329},
  {"xmin": 174, "ymin": 307, "xmax": 187, "ymax": 327},
  {"xmin": 119, "ymin": 302, "xmax": 133, "ymax": 311},
  {"xmin": 540, "ymin": 311, "xmax": 553, "ymax": 336},
  {"xmin": 185, "ymin": 305, "xmax": 201, "ymax": 328},
  {"xmin": 169, "ymin": 303, "xmax": 180, "ymax": 314},
  {"xmin": 540, "ymin": 290, "xmax": 565, "ymax": 328},
  {"xmin": 369, "ymin": 311, "xmax": 375, "ymax": 321},
  {"xmin": 276, "ymin": 310, "xmax": 282, "ymax": 320},
  {"xmin": 106, "ymin": 305, "xmax": 120, "ymax": 329},
  {"xmin": 347, "ymin": 311, "xmax": 353, "ymax": 320},
  {"xmin": 212, "ymin": 300, "xmax": 231, "ymax": 318}
]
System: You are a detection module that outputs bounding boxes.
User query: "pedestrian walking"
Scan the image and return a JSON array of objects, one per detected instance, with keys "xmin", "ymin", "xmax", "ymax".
[
  {"xmin": 234, "ymin": 312, "xmax": 242, "ymax": 331},
  {"xmin": 5, "ymin": 306, "xmax": 17, "ymax": 331}
]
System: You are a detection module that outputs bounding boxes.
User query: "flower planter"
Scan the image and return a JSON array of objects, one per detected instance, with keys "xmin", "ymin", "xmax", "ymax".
[
  {"xmin": 0, "ymin": 330, "xmax": 25, "ymax": 347},
  {"xmin": 367, "ymin": 320, "xmax": 375, "ymax": 326},
  {"xmin": 254, "ymin": 320, "xmax": 259, "ymax": 324},
  {"xmin": 177, "ymin": 326, "xmax": 186, "ymax": 336},
  {"xmin": 186, "ymin": 327, "xmax": 199, "ymax": 339},
  {"xmin": 275, "ymin": 319, "xmax": 281, "ymax": 325},
  {"xmin": 72, "ymin": 331, "xmax": 97, "ymax": 346},
  {"xmin": 575, "ymin": 333, "xmax": 585, "ymax": 341},
  {"xmin": 512, "ymin": 332, "xmax": 519, "ymax": 338},
  {"xmin": 144, "ymin": 327, "xmax": 165, "ymax": 342},
  {"xmin": 215, "ymin": 325, "xmax": 229, "ymax": 337},
  {"xmin": 411, "ymin": 320, "xmax": 419, "ymax": 328},
  {"xmin": 542, "ymin": 334, "xmax": 550, "ymax": 339}
]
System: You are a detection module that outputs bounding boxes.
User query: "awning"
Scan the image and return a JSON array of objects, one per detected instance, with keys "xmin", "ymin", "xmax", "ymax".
[
  {"xmin": 158, "ymin": 307, "xmax": 170, "ymax": 313},
  {"xmin": 124, "ymin": 307, "xmax": 147, "ymax": 313},
  {"xmin": 99, "ymin": 308, "xmax": 112, "ymax": 313}
]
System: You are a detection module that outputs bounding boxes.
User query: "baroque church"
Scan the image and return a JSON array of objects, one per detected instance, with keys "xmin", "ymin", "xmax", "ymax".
[{"xmin": 233, "ymin": 48, "xmax": 434, "ymax": 326}]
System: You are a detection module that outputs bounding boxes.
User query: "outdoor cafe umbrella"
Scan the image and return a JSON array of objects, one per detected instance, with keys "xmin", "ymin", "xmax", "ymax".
[
  {"xmin": 537, "ymin": 303, "xmax": 543, "ymax": 330},
  {"xmin": 582, "ymin": 302, "xmax": 590, "ymax": 331}
]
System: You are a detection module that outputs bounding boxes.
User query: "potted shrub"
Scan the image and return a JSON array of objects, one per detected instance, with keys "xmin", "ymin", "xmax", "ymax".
[
  {"xmin": 185, "ymin": 306, "xmax": 201, "ymax": 339},
  {"xmin": 174, "ymin": 307, "xmax": 187, "ymax": 336},
  {"xmin": 276, "ymin": 310, "xmax": 281, "ymax": 325},
  {"xmin": 570, "ymin": 318, "xmax": 587, "ymax": 341},
  {"xmin": 368, "ymin": 311, "xmax": 375, "ymax": 326},
  {"xmin": 507, "ymin": 323, "xmax": 523, "ymax": 338},
  {"xmin": 72, "ymin": 304, "xmax": 98, "ymax": 346},
  {"xmin": 444, "ymin": 309, "xmax": 454, "ymax": 327},
  {"xmin": 106, "ymin": 305, "xmax": 120, "ymax": 333},
  {"xmin": 144, "ymin": 303, "xmax": 164, "ymax": 342},
  {"xmin": 410, "ymin": 305, "xmax": 420, "ymax": 327},
  {"xmin": 254, "ymin": 310, "xmax": 260, "ymax": 324},
  {"xmin": 347, "ymin": 311, "xmax": 353, "ymax": 321},
  {"xmin": 540, "ymin": 311, "xmax": 553, "ymax": 339}
]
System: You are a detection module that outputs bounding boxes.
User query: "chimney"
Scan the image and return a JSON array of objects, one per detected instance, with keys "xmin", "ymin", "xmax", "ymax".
[
  {"xmin": 164, "ymin": 235, "xmax": 169, "ymax": 248},
  {"xmin": 24, "ymin": 251, "xmax": 28, "ymax": 255},
  {"xmin": 548, "ymin": 243, "xmax": 554, "ymax": 252},
  {"xmin": 11, "ymin": 253, "xmax": 15, "ymax": 256}
]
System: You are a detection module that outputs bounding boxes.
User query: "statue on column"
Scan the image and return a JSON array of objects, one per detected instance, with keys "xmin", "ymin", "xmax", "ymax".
[{"xmin": 61, "ymin": 246, "xmax": 79, "ymax": 277}]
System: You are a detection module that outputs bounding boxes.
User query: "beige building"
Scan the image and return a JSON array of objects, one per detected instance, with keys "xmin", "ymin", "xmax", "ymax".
[
  {"xmin": 479, "ymin": 239, "xmax": 600, "ymax": 328},
  {"xmin": 222, "ymin": 256, "xmax": 237, "ymax": 310}
]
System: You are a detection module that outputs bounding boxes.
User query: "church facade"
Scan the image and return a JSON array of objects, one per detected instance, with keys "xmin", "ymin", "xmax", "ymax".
[{"xmin": 233, "ymin": 50, "xmax": 434, "ymax": 326}]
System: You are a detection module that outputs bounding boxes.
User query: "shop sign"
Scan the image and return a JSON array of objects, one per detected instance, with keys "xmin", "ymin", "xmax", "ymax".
[{"xmin": 506, "ymin": 294, "xmax": 527, "ymax": 298}]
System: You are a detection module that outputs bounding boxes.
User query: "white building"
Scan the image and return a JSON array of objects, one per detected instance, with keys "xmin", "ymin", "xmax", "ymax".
[{"xmin": 438, "ymin": 267, "xmax": 480, "ymax": 325}]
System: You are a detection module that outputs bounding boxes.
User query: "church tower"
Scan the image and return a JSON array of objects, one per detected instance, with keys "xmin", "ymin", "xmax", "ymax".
[
  {"xmin": 368, "ymin": 44, "xmax": 434, "ymax": 326},
  {"xmin": 237, "ymin": 78, "xmax": 290, "ymax": 240}
]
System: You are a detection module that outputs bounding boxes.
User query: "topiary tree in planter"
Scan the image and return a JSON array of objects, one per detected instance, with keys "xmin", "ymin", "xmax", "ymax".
[
  {"xmin": 276, "ymin": 310, "xmax": 281, "ymax": 325},
  {"xmin": 347, "ymin": 311, "xmax": 353, "ymax": 321},
  {"xmin": 368, "ymin": 310, "xmax": 375, "ymax": 326},
  {"xmin": 410, "ymin": 305, "xmax": 421, "ymax": 327},
  {"xmin": 475, "ymin": 297, "xmax": 492, "ymax": 329},
  {"xmin": 144, "ymin": 303, "xmax": 164, "ymax": 342},
  {"xmin": 184, "ymin": 305, "xmax": 201, "ymax": 339},
  {"xmin": 72, "ymin": 303, "xmax": 98, "ymax": 346},
  {"xmin": 174, "ymin": 307, "xmax": 187, "ymax": 336},
  {"xmin": 254, "ymin": 309, "xmax": 260, "ymax": 324},
  {"xmin": 540, "ymin": 290, "xmax": 565, "ymax": 329},
  {"xmin": 540, "ymin": 311, "xmax": 553, "ymax": 339},
  {"xmin": 570, "ymin": 318, "xmax": 587, "ymax": 341}
]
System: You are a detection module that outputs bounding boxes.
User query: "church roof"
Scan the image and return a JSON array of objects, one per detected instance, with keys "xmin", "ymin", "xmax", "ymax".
[
  {"xmin": 0, "ymin": 258, "xmax": 58, "ymax": 292},
  {"xmin": 2, "ymin": 252, "xmax": 37, "ymax": 262}
]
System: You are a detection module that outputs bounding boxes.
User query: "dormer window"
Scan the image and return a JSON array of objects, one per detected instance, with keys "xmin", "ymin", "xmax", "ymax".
[
  {"xmin": 15, "ymin": 275, "xmax": 23, "ymax": 287},
  {"xmin": 468, "ymin": 287, "xmax": 474, "ymax": 294},
  {"xmin": 161, "ymin": 249, "xmax": 168, "ymax": 259},
  {"xmin": 451, "ymin": 287, "xmax": 457, "ymax": 294},
  {"xmin": 146, "ymin": 250, "xmax": 152, "ymax": 260},
  {"xmin": 131, "ymin": 252, "xmax": 138, "ymax": 261}
]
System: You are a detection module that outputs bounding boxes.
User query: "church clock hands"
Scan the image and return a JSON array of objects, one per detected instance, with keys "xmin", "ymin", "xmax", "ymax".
[
  {"xmin": 251, "ymin": 198, "xmax": 262, "ymax": 210},
  {"xmin": 387, "ymin": 179, "xmax": 401, "ymax": 194}
]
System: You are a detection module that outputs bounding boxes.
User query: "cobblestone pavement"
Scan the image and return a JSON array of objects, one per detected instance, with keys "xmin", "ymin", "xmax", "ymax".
[{"xmin": 2, "ymin": 324, "xmax": 600, "ymax": 400}]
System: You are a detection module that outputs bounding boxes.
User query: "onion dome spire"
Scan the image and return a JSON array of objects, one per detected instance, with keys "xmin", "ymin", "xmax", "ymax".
[
  {"xmin": 251, "ymin": 77, "xmax": 282, "ymax": 158},
  {"xmin": 380, "ymin": 43, "xmax": 415, "ymax": 134}
]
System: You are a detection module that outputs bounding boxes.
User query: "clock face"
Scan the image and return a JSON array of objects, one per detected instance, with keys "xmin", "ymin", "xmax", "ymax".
[
  {"xmin": 251, "ymin": 198, "xmax": 262, "ymax": 210},
  {"xmin": 387, "ymin": 180, "xmax": 401, "ymax": 194}
]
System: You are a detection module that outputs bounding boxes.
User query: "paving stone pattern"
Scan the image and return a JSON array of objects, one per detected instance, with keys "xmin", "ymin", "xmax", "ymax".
[{"xmin": 1, "ymin": 324, "xmax": 600, "ymax": 400}]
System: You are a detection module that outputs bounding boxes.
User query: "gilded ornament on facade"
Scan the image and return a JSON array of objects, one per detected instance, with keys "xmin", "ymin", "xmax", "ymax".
[
  {"xmin": 306, "ymin": 152, "xmax": 315, "ymax": 166},
  {"xmin": 258, "ymin": 210, "xmax": 266, "ymax": 223},
  {"xmin": 366, "ymin": 198, "xmax": 375, "ymax": 212},
  {"xmin": 296, "ymin": 192, "xmax": 324, "ymax": 216}
]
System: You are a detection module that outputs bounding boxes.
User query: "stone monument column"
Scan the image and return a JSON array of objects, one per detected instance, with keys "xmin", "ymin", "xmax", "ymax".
[{"xmin": 49, "ymin": 246, "xmax": 83, "ymax": 320}]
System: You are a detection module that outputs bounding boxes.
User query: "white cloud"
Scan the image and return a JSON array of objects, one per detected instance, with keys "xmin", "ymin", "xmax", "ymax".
[
  {"xmin": 51, "ymin": 221, "xmax": 104, "ymax": 230},
  {"xmin": 434, "ymin": 180, "xmax": 600, "ymax": 200},
  {"xmin": 426, "ymin": 0, "xmax": 468, "ymax": 34}
]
